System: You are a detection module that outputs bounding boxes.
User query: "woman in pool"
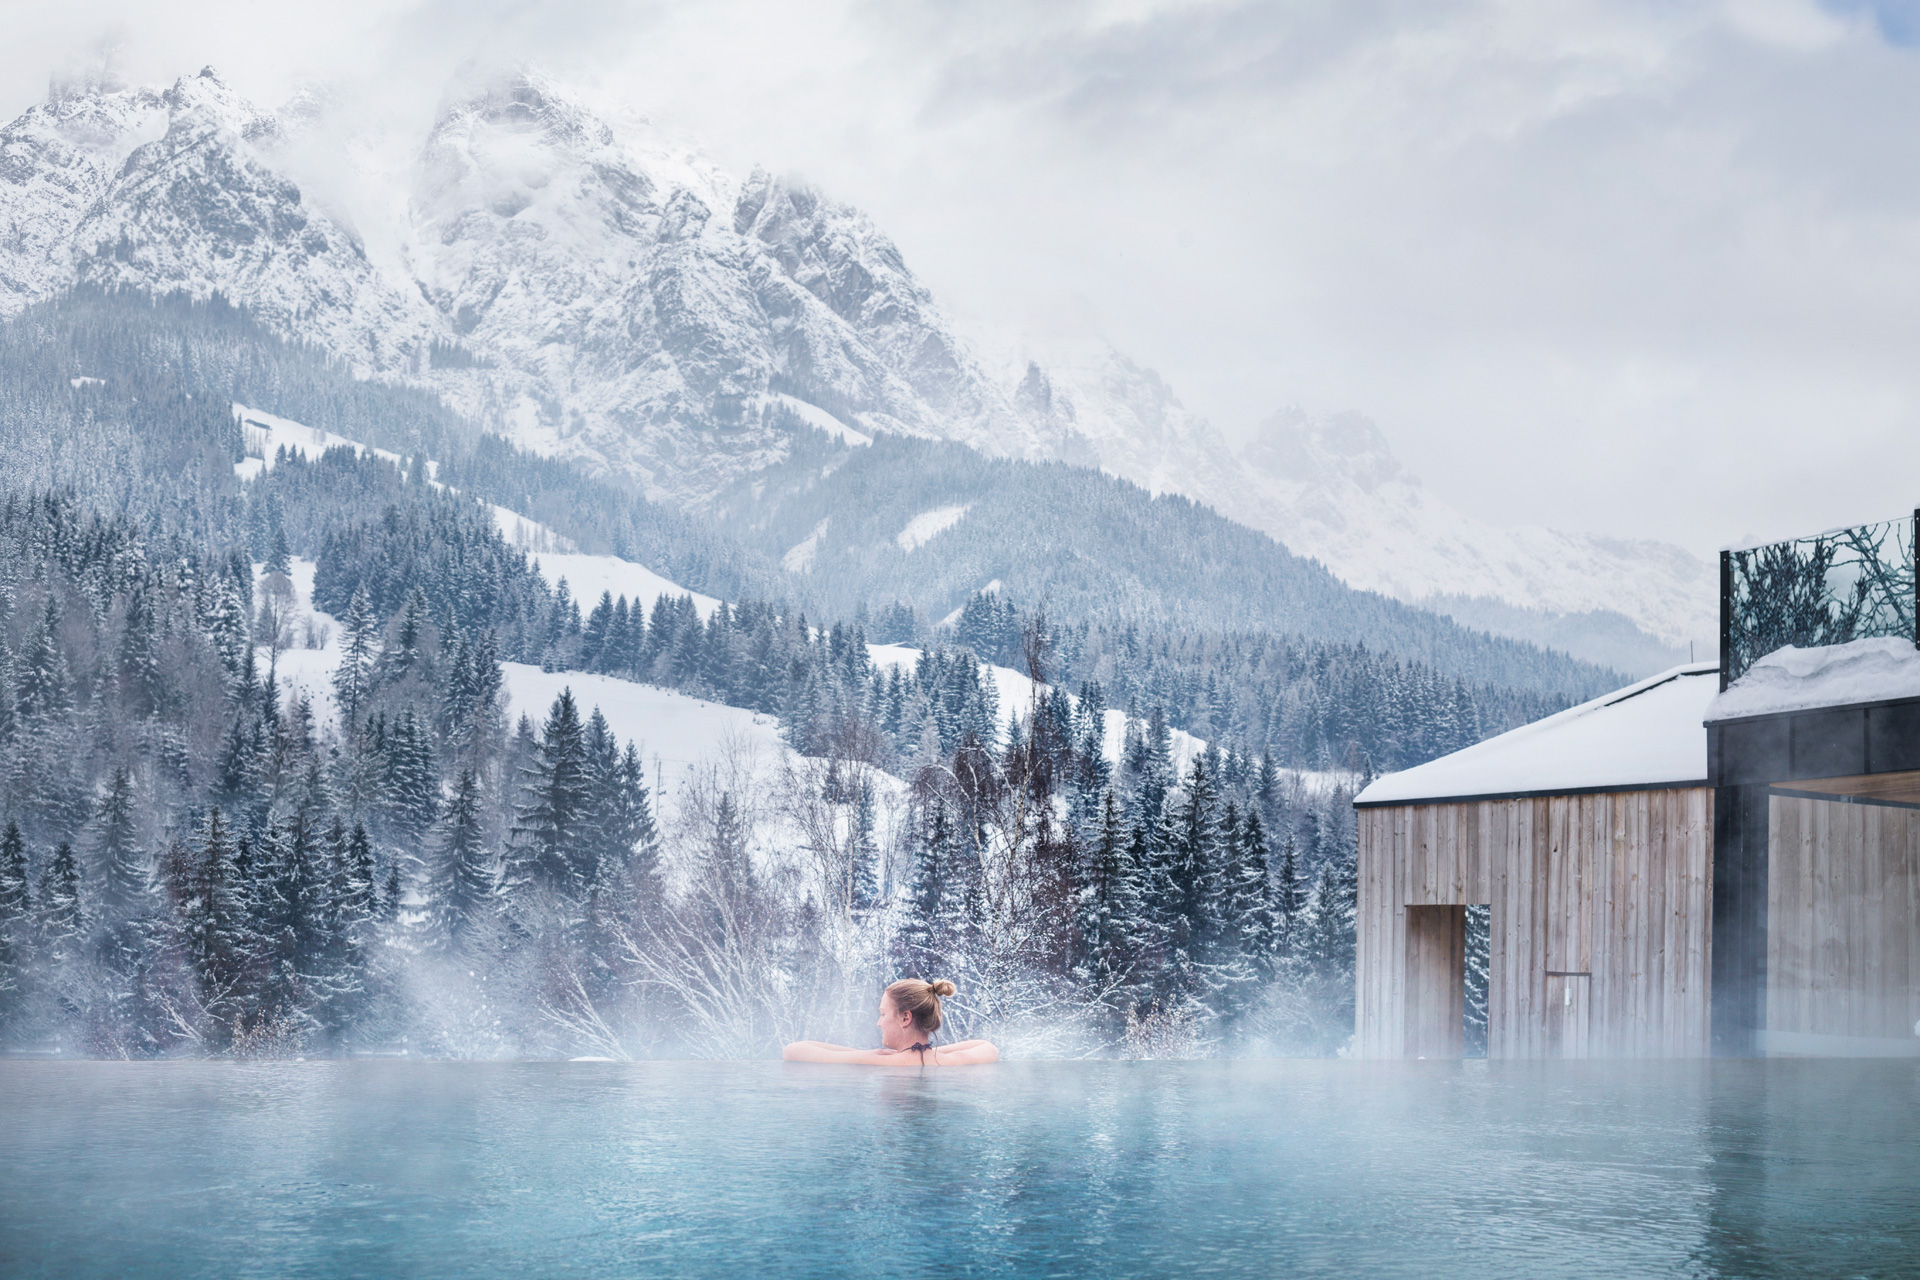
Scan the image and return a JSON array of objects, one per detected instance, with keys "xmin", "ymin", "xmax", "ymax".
[{"xmin": 782, "ymin": 979, "xmax": 1000, "ymax": 1066}]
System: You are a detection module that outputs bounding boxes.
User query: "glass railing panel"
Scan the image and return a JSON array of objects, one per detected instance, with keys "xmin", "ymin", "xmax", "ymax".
[{"xmin": 1721, "ymin": 513, "xmax": 1917, "ymax": 687}]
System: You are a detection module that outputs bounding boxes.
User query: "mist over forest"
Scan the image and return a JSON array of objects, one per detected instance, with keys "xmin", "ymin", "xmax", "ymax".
[{"xmin": 0, "ymin": 289, "xmax": 1576, "ymax": 1059}]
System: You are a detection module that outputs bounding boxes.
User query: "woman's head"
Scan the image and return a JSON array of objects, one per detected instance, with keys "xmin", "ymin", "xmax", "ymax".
[{"xmin": 876, "ymin": 978, "xmax": 956, "ymax": 1049}]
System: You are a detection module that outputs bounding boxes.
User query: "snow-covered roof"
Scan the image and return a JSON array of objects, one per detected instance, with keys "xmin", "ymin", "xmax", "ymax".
[
  {"xmin": 1706, "ymin": 636, "xmax": 1920, "ymax": 723},
  {"xmin": 1355, "ymin": 662, "xmax": 1719, "ymax": 807}
]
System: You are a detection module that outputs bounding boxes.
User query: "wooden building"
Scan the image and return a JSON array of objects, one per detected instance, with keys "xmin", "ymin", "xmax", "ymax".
[
  {"xmin": 1704, "ymin": 635, "xmax": 1920, "ymax": 1058},
  {"xmin": 1355, "ymin": 508, "xmax": 1920, "ymax": 1060},
  {"xmin": 1353, "ymin": 663, "xmax": 1721, "ymax": 1059}
]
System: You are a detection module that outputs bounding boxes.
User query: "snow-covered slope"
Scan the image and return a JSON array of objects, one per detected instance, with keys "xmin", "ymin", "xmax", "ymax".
[
  {"xmin": 0, "ymin": 65, "xmax": 1709, "ymax": 656},
  {"xmin": 262, "ymin": 557, "xmax": 787, "ymax": 825},
  {"xmin": 866, "ymin": 643, "xmax": 1206, "ymax": 777},
  {"xmin": 234, "ymin": 402, "xmax": 407, "ymax": 479}
]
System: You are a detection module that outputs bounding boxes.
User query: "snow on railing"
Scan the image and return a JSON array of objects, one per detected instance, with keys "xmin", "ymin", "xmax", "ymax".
[{"xmin": 1720, "ymin": 510, "xmax": 1919, "ymax": 689}]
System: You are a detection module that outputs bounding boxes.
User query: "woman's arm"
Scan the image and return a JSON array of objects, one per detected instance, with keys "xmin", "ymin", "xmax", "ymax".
[
  {"xmin": 780, "ymin": 1040, "xmax": 1001, "ymax": 1065},
  {"xmin": 782, "ymin": 1042, "xmax": 919, "ymax": 1065},
  {"xmin": 932, "ymin": 1041, "xmax": 1000, "ymax": 1064},
  {"xmin": 781, "ymin": 1040, "xmax": 863, "ymax": 1061}
]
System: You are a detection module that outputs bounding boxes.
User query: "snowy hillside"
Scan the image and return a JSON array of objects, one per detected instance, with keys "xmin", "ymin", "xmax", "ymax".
[
  {"xmin": 267, "ymin": 557, "xmax": 791, "ymax": 827},
  {"xmin": 247, "ymin": 401, "xmax": 1192, "ymax": 791},
  {"xmin": 270, "ymin": 565, "xmax": 1193, "ymax": 828}
]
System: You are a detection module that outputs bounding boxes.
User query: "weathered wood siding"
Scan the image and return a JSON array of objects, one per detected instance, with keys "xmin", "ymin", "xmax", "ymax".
[
  {"xmin": 1768, "ymin": 795, "xmax": 1920, "ymax": 1044},
  {"xmin": 1356, "ymin": 788, "xmax": 1714, "ymax": 1058}
]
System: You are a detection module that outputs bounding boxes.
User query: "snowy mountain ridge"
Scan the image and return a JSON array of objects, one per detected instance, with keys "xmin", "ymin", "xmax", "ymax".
[
  {"xmin": 1233, "ymin": 409, "xmax": 1712, "ymax": 651},
  {"xmin": 975, "ymin": 331, "xmax": 1711, "ymax": 655},
  {"xmin": 0, "ymin": 65, "xmax": 1710, "ymax": 659}
]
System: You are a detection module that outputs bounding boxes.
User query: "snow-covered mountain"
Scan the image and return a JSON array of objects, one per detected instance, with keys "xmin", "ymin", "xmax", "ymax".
[
  {"xmin": 0, "ymin": 69, "xmax": 1067, "ymax": 500},
  {"xmin": 0, "ymin": 65, "xmax": 1711, "ymax": 660},
  {"xmin": 983, "ymin": 335, "xmax": 1711, "ymax": 657},
  {"xmin": 1229, "ymin": 409, "xmax": 1713, "ymax": 653}
]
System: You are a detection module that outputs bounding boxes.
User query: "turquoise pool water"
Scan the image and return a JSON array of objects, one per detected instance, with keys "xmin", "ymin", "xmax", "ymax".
[{"xmin": 1, "ymin": 1058, "xmax": 1915, "ymax": 1278}]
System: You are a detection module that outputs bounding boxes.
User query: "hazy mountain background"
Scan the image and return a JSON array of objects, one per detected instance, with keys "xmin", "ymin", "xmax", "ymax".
[{"xmin": 0, "ymin": 66, "xmax": 1710, "ymax": 673}]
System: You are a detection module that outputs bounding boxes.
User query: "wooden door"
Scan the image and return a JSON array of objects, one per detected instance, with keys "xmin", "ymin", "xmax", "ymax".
[{"xmin": 1405, "ymin": 905, "xmax": 1466, "ymax": 1058}]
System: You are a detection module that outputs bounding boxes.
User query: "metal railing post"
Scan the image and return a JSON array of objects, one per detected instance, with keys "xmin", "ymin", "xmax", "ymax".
[{"xmin": 1719, "ymin": 548, "xmax": 1732, "ymax": 692}]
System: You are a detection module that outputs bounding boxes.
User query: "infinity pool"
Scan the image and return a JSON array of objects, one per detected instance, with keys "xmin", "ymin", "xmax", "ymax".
[{"xmin": 1, "ymin": 1059, "xmax": 1915, "ymax": 1278}]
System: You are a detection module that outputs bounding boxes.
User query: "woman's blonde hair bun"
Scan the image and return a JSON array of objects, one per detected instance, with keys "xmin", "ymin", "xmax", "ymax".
[{"xmin": 885, "ymin": 978, "xmax": 956, "ymax": 1034}]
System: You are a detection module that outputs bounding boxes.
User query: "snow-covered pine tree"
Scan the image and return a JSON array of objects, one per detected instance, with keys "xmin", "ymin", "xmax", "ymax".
[
  {"xmin": 1226, "ymin": 806, "xmax": 1279, "ymax": 978},
  {"xmin": 1075, "ymin": 788, "xmax": 1145, "ymax": 1019},
  {"xmin": 35, "ymin": 842, "xmax": 85, "ymax": 970},
  {"xmin": 380, "ymin": 856, "xmax": 402, "ymax": 926},
  {"xmin": 0, "ymin": 822, "xmax": 31, "ymax": 1019},
  {"xmin": 1271, "ymin": 827, "xmax": 1304, "ymax": 965},
  {"xmin": 378, "ymin": 589, "xmax": 431, "ymax": 692},
  {"xmin": 1164, "ymin": 754, "xmax": 1219, "ymax": 962},
  {"xmin": 206, "ymin": 573, "xmax": 252, "ymax": 686},
  {"xmin": 582, "ymin": 592, "xmax": 615, "ymax": 673},
  {"xmin": 17, "ymin": 597, "xmax": 71, "ymax": 723},
  {"xmin": 1071, "ymin": 680, "xmax": 1111, "ymax": 840},
  {"xmin": 307, "ymin": 819, "xmax": 374, "ymax": 1044},
  {"xmin": 581, "ymin": 739, "xmax": 660, "ymax": 986},
  {"xmin": 96, "ymin": 767, "xmax": 147, "ymax": 920},
  {"xmin": 1300, "ymin": 810, "xmax": 1359, "ymax": 1043},
  {"xmin": 248, "ymin": 820, "xmax": 307, "ymax": 1036},
  {"xmin": 264, "ymin": 522, "xmax": 291, "ymax": 577},
  {"xmin": 429, "ymin": 767, "xmax": 494, "ymax": 950},
  {"xmin": 117, "ymin": 583, "xmax": 161, "ymax": 721},
  {"xmin": 579, "ymin": 708, "xmax": 622, "ymax": 892},
  {"xmin": 331, "ymin": 585, "xmax": 379, "ymax": 730},
  {"xmin": 1254, "ymin": 749, "xmax": 1281, "ymax": 830},
  {"xmin": 849, "ymin": 777, "xmax": 879, "ymax": 910},
  {"xmin": 173, "ymin": 808, "xmax": 256, "ymax": 1048},
  {"xmin": 380, "ymin": 707, "xmax": 439, "ymax": 846},
  {"xmin": 896, "ymin": 797, "xmax": 953, "ymax": 971},
  {"xmin": 607, "ymin": 744, "xmax": 660, "ymax": 895},
  {"xmin": 512, "ymin": 689, "xmax": 592, "ymax": 898}
]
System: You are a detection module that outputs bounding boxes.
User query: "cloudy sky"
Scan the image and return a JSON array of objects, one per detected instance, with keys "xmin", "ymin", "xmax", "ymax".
[{"xmin": 4, "ymin": 0, "xmax": 1919, "ymax": 555}]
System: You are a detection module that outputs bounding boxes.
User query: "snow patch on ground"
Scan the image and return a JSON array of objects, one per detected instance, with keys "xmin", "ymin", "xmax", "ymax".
[
  {"xmin": 1707, "ymin": 637, "xmax": 1920, "ymax": 723},
  {"xmin": 761, "ymin": 393, "xmax": 872, "ymax": 447},
  {"xmin": 527, "ymin": 552, "xmax": 721, "ymax": 621},
  {"xmin": 783, "ymin": 517, "xmax": 830, "ymax": 573},
  {"xmin": 233, "ymin": 403, "xmax": 405, "ymax": 474},
  {"xmin": 498, "ymin": 664, "xmax": 791, "ymax": 822},
  {"xmin": 493, "ymin": 505, "xmax": 577, "ymax": 553},
  {"xmin": 1358, "ymin": 662, "xmax": 1719, "ymax": 805},
  {"xmin": 895, "ymin": 504, "xmax": 970, "ymax": 553}
]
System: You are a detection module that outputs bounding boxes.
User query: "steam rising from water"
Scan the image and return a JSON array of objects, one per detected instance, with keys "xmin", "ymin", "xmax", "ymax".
[{"xmin": 2, "ymin": 1058, "xmax": 1915, "ymax": 1277}]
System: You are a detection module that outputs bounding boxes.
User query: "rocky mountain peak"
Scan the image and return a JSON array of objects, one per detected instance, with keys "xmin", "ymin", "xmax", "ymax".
[{"xmin": 1244, "ymin": 408, "xmax": 1409, "ymax": 494}]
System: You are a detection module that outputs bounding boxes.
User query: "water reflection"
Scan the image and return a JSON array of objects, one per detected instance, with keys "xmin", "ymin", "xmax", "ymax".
[{"xmin": 0, "ymin": 1060, "xmax": 1914, "ymax": 1279}]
